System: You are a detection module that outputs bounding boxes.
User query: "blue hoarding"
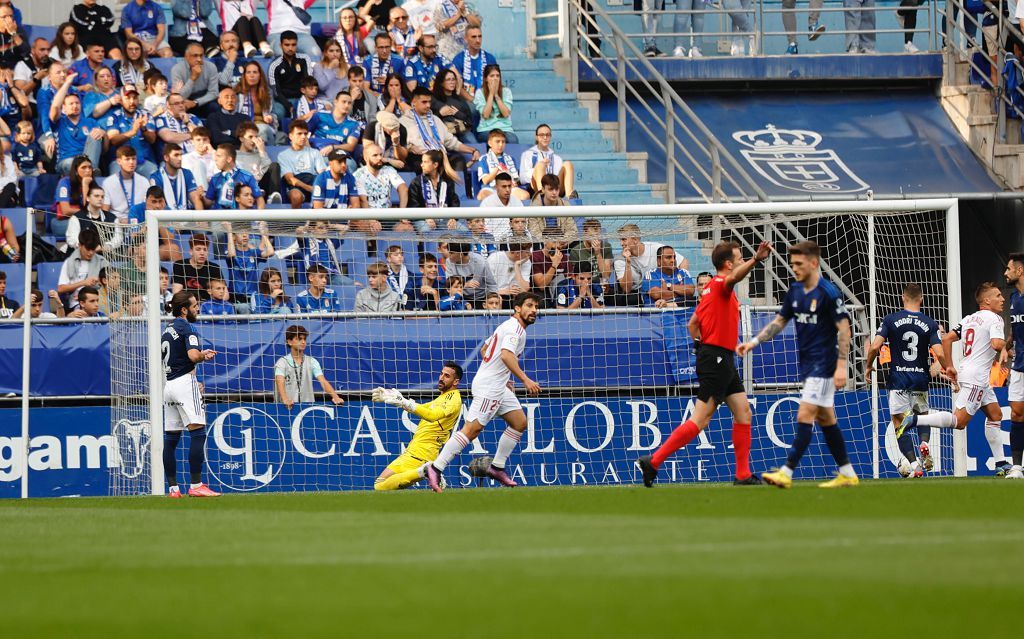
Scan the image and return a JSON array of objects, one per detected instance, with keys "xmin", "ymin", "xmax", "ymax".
[{"xmin": 0, "ymin": 390, "xmax": 1008, "ymax": 498}]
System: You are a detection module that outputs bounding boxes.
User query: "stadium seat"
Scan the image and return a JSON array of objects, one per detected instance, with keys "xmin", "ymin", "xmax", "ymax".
[
  {"xmin": 23, "ymin": 174, "xmax": 59, "ymax": 210},
  {"xmin": 1, "ymin": 262, "xmax": 26, "ymax": 304},
  {"xmin": 24, "ymin": 25, "xmax": 56, "ymax": 44},
  {"xmin": 284, "ymin": 283, "xmax": 304, "ymax": 302},
  {"xmin": 375, "ymin": 235, "xmax": 418, "ymax": 261},
  {"xmin": 36, "ymin": 263, "xmax": 62, "ymax": 300},
  {"xmin": 334, "ymin": 285, "xmax": 359, "ymax": 310},
  {"xmin": 4, "ymin": 208, "xmax": 27, "ymax": 236}
]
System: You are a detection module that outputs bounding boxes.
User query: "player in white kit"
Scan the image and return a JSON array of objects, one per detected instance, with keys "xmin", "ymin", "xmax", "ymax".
[
  {"xmin": 424, "ymin": 292, "xmax": 543, "ymax": 492},
  {"xmin": 898, "ymin": 283, "xmax": 1006, "ymax": 465}
]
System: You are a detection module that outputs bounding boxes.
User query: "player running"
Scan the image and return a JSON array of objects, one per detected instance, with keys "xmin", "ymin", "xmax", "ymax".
[
  {"xmin": 423, "ymin": 292, "xmax": 543, "ymax": 492},
  {"xmin": 864, "ymin": 283, "xmax": 951, "ymax": 477},
  {"xmin": 161, "ymin": 291, "xmax": 220, "ymax": 498},
  {"xmin": 738, "ymin": 240, "xmax": 859, "ymax": 488},
  {"xmin": 1005, "ymin": 254, "xmax": 1024, "ymax": 479},
  {"xmin": 636, "ymin": 239, "xmax": 771, "ymax": 487},
  {"xmin": 371, "ymin": 362, "xmax": 464, "ymax": 490},
  {"xmin": 898, "ymin": 282, "xmax": 1008, "ymax": 474}
]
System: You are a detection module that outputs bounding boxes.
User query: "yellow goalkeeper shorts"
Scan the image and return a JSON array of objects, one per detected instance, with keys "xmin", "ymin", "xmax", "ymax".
[{"xmin": 386, "ymin": 451, "xmax": 429, "ymax": 474}]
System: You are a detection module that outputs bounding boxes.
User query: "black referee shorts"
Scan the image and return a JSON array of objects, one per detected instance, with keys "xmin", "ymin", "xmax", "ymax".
[{"xmin": 695, "ymin": 344, "xmax": 745, "ymax": 403}]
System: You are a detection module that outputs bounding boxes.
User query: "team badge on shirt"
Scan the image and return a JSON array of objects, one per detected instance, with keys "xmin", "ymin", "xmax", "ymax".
[{"xmin": 810, "ymin": 299, "xmax": 817, "ymax": 312}]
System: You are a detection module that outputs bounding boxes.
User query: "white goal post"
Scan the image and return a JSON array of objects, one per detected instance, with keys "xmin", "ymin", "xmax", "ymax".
[{"xmin": 132, "ymin": 198, "xmax": 963, "ymax": 496}]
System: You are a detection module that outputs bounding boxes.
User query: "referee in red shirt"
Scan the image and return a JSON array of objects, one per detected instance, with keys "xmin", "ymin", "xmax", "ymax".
[{"xmin": 637, "ymin": 240, "xmax": 772, "ymax": 486}]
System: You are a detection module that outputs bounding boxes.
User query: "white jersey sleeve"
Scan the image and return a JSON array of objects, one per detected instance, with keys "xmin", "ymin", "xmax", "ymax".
[
  {"xmin": 471, "ymin": 318, "xmax": 527, "ymax": 398},
  {"xmin": 956, "ymin": 310, "xmax": 1004, "ymax": 387}
]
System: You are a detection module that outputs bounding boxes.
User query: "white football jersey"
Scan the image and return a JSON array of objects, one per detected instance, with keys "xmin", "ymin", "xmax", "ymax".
[
  {"xmin": 954, "ymin": 309, "xmax": 1005, "ymax": 387},
  {"xmin": 471, "ymin": 317, "xmax": 527, "ymax": 398}
]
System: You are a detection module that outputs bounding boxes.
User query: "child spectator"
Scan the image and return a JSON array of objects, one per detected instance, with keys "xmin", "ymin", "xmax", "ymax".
[
  {"xmin": 252, "ymin": 266, "xmax": 291, "ymax": 314},
  {"xmin": 158, "ymin": 266, "xmax": 172, "ymax": 313},
  {"xmin": 226, "ymin": 222, "xmax": 274, "ymax": 298},
  {"xmin": 200, "ymin": 278, "xmax": 235, "ymax": 315},
  {"xmin": 274, "ymin": 324, "xmax": 344, "ymax": 410},
  {"xmin": 295, "ymin": 263, "xmax": 342, "ymax": 313},
  {"xmin": 143, "ymin": 70, "xmax": 169, "ymax": 116},
  {"xmin": 58, "ymin": 228, "xmax": 108, "ymax": 309},
  {"xmin": 182, "ymin": 126, "xmax": 217, "ymax": 189},
  {"xmin": 295, "ymin": 76, "xmax": 331, "ymax": 121},
  {"xmin": 476, "ymin": 130, "xmax": 529, "ymax": 201},
  {"xmin": 12, "ymin": 120, "xmax": 43, "ymax": 176},
  {"xmin": 97, "ymin": 265, "xmax": 122, "ymax": 318},
  {"xmin": 50, "ymin": 22, "xmax": 84, "ymax": 67},
  {"xmin": 384, "ymin": 244, "xmax": 410, "ymax": 296},
  {"xmin": 102, "ymin": 146, "xmax": 151, "ymax": 220},
  {"xmin": 66, "ymin": 184, "xmax": 122, "ymax": 253},
  {"xmin": 297, "ymin": 219, "xmax": 345, "ymax": 283},
  {"xmin": 0, "ymin": 270, "xmax": 18, "ymax": 318},
  {"xmin": 355, "ymin": 261, "xmax": 402, "ymax": 312},
  {"xmin": 12, "ymin": 289, "xmax": 66, "ymax": 319},
  {"xmin": 405, "ymin": 252, "xmax": 445, "ymax": 311},
  {"xmin": 695, "ymin": 271, "xmax": 713, "ymax": 300},
  {"xmin": 520, "ymin": 124, "xmax": 576, "ymax": 198},
  {"xmin": 280, "ymin": 120, "xmax": 328, "ymax": 208},
  {"xmin": 483, "ymin": 292, "xmax": 502, "ymax": 310},
  {"xmin": 439, "ymin": 275, "xmax": 467, "ymax": 311},
  {"xmin": 556, "ymin": 266, "xmax": 604, "ymax": 309},
  {"xmin": 466, "ymin": 218, "xmax": 497, "ymax": 258},
  {"xmin": 172, "ymin": 234, "xmax": 223, "ymax": 300},
  {"xmin": 569, "ymin": 218, "xmax": 614, "ymax": 285},
  {"xmin": 67, "ymin": 285, "xmax": 104, "ymax": 318},
  {"xmin": 236, "ymin": 120, "xmax": 282, "ymax": 199}
]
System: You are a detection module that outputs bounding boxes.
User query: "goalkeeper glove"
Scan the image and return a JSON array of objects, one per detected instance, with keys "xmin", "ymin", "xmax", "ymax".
[{"xmin": 377, "ymin": 387, "xmax": 418, "ymax": 412}]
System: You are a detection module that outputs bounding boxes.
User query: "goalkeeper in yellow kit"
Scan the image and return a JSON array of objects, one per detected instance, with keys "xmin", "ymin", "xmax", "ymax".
[{"xmin": 373, "ymin": 361, "xmax": 464, "ymax": 490}]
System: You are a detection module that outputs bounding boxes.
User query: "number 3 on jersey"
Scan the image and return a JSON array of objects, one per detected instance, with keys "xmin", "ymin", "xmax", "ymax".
[{"xmin": 963, "ymin": 327, "xmax": 975, "ymax": 356}]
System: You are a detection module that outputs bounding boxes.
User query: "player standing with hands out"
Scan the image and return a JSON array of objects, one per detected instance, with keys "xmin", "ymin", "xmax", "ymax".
[
  {"xmin": 161, "ymin": 291, "xmax": 219, "ymax": 497},
  {"xmin": 636, "ymin": 239, "xmax": 771, "ymax": 487},
  {"xmin": 897, "ymin": 282, "xmax": 1010, "ymax": 475},
  {"xmin": 424, "ymin": 292, "xmax": 543, "ymax": 492},
  {"xmin": 738, "ymin": 241, "xmax": 859, "ymax": 488}
]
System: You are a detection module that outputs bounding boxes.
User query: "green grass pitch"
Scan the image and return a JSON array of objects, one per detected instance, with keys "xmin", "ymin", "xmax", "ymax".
[{"xmin": 2, "ymin": 479, "xmax": 1020, "ymax": 638}]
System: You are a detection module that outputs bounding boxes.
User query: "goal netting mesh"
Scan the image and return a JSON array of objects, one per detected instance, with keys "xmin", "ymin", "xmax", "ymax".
[{"xmin": 106, "ymin": 202, "xmax": 959, "ymax": 494}]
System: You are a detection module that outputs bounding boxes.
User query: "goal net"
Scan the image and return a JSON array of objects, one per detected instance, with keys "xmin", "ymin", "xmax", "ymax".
[{"xmin": 107, "ymin": 200, "xmax": 963, "ymax": 495}]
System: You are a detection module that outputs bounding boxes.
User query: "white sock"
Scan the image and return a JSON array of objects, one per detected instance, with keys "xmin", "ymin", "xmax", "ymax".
[
  {"xmin": 491, "ymin": 427, "xmax": 523, "ymax": 469},
  {"xmin": 779, "ymin": 465, "xmax": 794, "ymax": 478},
  {"xmin": 190, "ymin": 482, "xmax": 202, "ymax": 490},
  {"xmin": 911, "ymin": 460, "xmax": 922, "ymax": 471},
  {"xmin": 916, "ymin": 412, "xmax": 957, "ymax": 428},
  {"xmin": 985, "ymin": 421, "xmax": 1005, "ymax": 464},
  {"xmin": 838, "ymin": 463, "xmax": 857, "ymax": 478},
  {"xmin": 432, "ymin": 432, "xmax": 470, "ymax": 472}
]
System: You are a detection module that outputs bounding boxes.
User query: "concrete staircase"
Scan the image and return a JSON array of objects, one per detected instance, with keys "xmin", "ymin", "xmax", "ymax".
[
  {"xmin": 498, "ymin": 58, "xmax": 666, "ymax": 205},
  {"xmin": 940, "ymin": 57, "xmax": 1021, "ymax": 189}
]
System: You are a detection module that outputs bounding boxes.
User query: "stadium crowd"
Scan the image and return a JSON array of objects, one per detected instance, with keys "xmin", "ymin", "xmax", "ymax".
[{"xmin": 0, "ymin": 0, "xmax": 713, "ymax": 318}]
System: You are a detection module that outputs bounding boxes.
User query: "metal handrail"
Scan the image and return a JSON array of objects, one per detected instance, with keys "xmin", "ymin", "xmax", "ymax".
[{"xmin": 553, "ymin": 0, "xmax": 769, "ymax": 204}]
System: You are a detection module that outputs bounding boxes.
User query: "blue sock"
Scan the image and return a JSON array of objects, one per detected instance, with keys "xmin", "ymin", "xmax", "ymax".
[
  {"xmin": 163, "ymin": 431, "xmax": 182, "ymax": 485},
  {"xmin": 1011, "ymin": 422, "xmax": 1024, "ymax": 466},
  {"xmin": 822, "ymin": 423, "xmax": 850, "ymax": 467},
  {"xmin": 188, "ymin": 428, "xmax": 208, "ymax": 484},
  {"xmin": 897, "ymin": 432, "xmax": 917, "ymax": 463},
  {"xmin": 786, "ymin": 422, "xmax": 814, "ymax": 470}
]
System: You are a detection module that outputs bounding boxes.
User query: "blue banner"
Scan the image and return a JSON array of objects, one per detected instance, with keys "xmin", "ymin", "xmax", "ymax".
[{"xmin": 1, "ymin": 391, "xmax": 1008, "ymax": 498}]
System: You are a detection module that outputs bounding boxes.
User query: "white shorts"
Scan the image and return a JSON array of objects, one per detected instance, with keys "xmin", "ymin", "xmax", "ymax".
[
  {"xmin": 1009, "ymin": 370, "xmax": 1024, "ymax": 403},
  {"xmin": 888, "ymin": 390, "xmax": 929, "ymax": 417},
  {"xmin": 800, "ymin": 376, "xmax": 835, "ymax": 408},
  {"xmin": 464, "ymin": 388, "xmax": 521, "ymax": 426},
  {"xmin": 164, "ymin": 374, "xmax": 205, "ymax": 432},
  {"xmin": 954, "ymin": 383, "xmax": 997, "ymax": 417}
]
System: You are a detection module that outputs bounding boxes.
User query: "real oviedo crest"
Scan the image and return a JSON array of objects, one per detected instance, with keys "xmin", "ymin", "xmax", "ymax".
[{"xmin": 732, "ymin": 125, "xmax": 870, "ymax": 194}]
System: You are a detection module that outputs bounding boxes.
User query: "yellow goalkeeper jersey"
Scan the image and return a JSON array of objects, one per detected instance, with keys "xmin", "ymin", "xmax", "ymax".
[{"xmin": 404, "ymin": 389, "xmax": 463, "ymax": 461}]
